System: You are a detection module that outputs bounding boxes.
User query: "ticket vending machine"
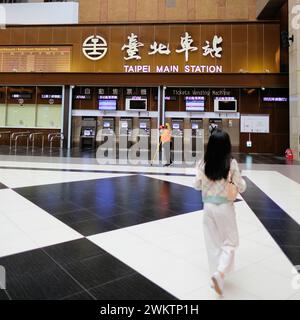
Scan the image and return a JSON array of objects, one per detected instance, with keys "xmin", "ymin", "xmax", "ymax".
[
  {"xmin": 80, "ymin": 117, "xmax": 97, "ymax": 149},
  {"xmin": 171, "ymin": 119, "xmax": 184, "ymax": 136},
  {"xmin": 171, "ymin": 119, "xmax": 184, "ymax": 161},
  {"xmin": 99, "ymin": 118, "xmax": 115, "ymax": 153},
  {"xmin": 190, "ymin": 119, "xmax": 204, "ymax": 158},
  {"xmin": 138, "ymin": 118, "xmax": 151, "ymax": 136},
  {"xmin": 119, "ymin": 118, "xmax": 133, "ymax": 150},
  {"xmin": 102, "ymin": 118, "xmax": 115, "ymax": 135},
  {"xmin": 137, "ymin": 118, "xmax": 151, "ymax": 159},
  {"xmin": 191, "ymin": 119, "xmax": 203, "ymax": 137}
]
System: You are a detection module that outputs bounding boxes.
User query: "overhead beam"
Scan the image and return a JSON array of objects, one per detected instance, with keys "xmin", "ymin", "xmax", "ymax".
[{"xmin": 257, "ymin": 0, "xmax": 287, "ymax": 19}]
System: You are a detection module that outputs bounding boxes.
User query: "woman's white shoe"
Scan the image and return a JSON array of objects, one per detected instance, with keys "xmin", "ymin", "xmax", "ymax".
[{"xmin": 211, "ymin": 272, "xmax": 224, "ymax": 296}]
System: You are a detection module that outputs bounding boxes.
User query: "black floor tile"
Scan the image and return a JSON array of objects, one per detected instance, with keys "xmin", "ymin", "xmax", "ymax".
[
  {"xmin": 43, "ymin": 239, "xmax": 106, "ymax": 266},
  {"xmin": 68, "ymin": 218, "xmax": 117, "ymax": 236},
  {"xmin": 281, "ymin": 246, "xmax": 300, "ymax": 267},
  {"xmin": 15, "ymin": 175, "xmax": 207, "ymax": 232},
  {"xmin": 64, "ymin": 254, "xmax": 135, "ymax": 290},
  {"xmin": 271, "ymin": 230, "xmax": 300, "ymax": 247},
  {"xmin": 259, "ymin": 218, "xmax": 300, "ymax": 232},
  {"xmin": 56, "ymin": 209, "xmax": 98, "ymax": 224},
  {"xmin": 0, "ymin": 183, "xmax": 8, "ymax": 190},
  {"xmin": 161, "ymin": 201, "xmax": 202, "ymax": 214},
  {"xmin": 87, "ymin": 203, "xmax": 129, "ymax": 219},
  {"xmin": 89, "ymin": 273, "xmax": 176, "ymax": 300},
  {"xmin": 136, "ymin": 204, "xmax": 181, "ymax": 220},
  {"xmin": 60, "ymin": 291, "xmax": 95, "ymax": 300},
  {"xmin": 39, "ymin": 200, "xmax": 83, "ymax": 215},
  {"xmin": 6, "ymin": 267, "xmax": 83, "ymax": 300},
  {"xmin": 242, "ymin": 176, "xmax": 300, "ymax": 265},
  {"xmin": 0, "ymin": 249, "xmax": 59, "ymax": 281},
  {"xmin": 68, "ymin": 195, "xmax": 107, "ymax": 209},
  {"xmin": 0, "ymin": 290, "xmax": 10, "ymax": 300},
  {"xmin": 103, "ymin": 213, "xmax": 153, "ymax": 229}
]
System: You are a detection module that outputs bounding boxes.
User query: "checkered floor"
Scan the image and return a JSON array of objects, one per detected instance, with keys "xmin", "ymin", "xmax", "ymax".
[{"xmin": 0, "ymin": 163, "xmax": 300, "ymax": 300}]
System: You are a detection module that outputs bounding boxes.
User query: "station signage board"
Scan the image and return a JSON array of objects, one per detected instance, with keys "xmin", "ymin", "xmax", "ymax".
[{"xmin": 82, "ymin": 32, "xmax": 223, "ymax": 74}]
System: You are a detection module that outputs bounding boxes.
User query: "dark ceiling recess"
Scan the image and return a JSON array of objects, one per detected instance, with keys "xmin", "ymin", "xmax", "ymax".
[{"xmin": 257, "ymin": 0, "xmax": 287, "ymax": 19}]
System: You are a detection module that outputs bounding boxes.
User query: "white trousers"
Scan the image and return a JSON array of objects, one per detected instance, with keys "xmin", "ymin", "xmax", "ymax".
[{"xmin": 203, "ymin": 202, "xmax": 239, "ymax": 276}]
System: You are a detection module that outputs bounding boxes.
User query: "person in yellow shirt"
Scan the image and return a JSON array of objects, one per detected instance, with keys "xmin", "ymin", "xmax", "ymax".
[{"xmin": 160, "ymin": 123, "xmax": 173, "ymax": 167}]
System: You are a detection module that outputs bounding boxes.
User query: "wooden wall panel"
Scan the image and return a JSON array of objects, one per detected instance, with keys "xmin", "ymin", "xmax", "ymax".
[
  {"xmin": 0, "ymin": 23, "xmax": 281, "ymax": 74},
  {"xmin": 264, "ymin": 24, "xmax": 281, "ymax": 73},
  {"xmin": 248, "ymin": 24, "xmax": 264, "ymax": 73},
  {"xmin": 78, "ymin": 0, "xmax": 257, "ymax": 24},
  {"xmin": 239, "ymin": 88, "xmax": 289, "ymax": 154},
  {"xmin": 231, "ymin": 24, "xmax": 248, "ymax": 73},
  {"xmin": 107, "ymin": 0, "xmax": 130, "ymax": 22}
]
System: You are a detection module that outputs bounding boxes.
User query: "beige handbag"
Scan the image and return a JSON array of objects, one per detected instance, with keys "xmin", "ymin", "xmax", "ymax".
[{"xmin": 226, "ymin": 170, "xmax": 238, "ymax": 202}]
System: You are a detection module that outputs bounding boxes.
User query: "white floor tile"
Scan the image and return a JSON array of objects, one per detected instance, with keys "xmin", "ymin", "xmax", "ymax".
[
  {"xmin": 143, "ymin": 174, "xmax": 194, "ymax": 188},
  {"xmin": 27, "ymin": 226, "xmax": 83, "ymax": 249},
  {"xmin": 228, "ymin": 264, "xmax": 297, "ymax": 300},
  {"xmin": 0, "ymin": 168, "xmax": 133, "ymax": 188},
  {"xmin": 182, "ymin": 283, "xmax": 260, "ymax": 300},
  {"xmin": 243, "ymin": 170, "xmax": 300, "ymax": 225}
]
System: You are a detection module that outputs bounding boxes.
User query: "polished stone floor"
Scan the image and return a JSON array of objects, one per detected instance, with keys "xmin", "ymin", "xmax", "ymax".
[{"xmin": 0, "ymin": 153, "xmax": 300, "ymax": 300}]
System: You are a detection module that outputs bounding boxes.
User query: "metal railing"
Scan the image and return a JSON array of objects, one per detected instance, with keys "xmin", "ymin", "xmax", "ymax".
[
  {"xmin": 48, "ymin": 133, "xmax": 64, "ymax": 150},
  {"xmin": 29, "ymin": 132, "xmax": 45, "ymax": 151},
  {"xmin": 10, "ymin": 132, "xmax": 31, "ymax": 150},
  {"xmin": 0, "ymin": 131, "xmax": 12, "ymax": 146}
]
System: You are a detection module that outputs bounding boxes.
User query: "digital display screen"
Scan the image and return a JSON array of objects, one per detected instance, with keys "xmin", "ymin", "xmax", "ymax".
[
  {"xmin": 129, "ymin": 100, "xmax": 147, "ymax": 110},
  {"xmin": 121, "ymin": 122, "xmax": 128, "ymax": 129},
  {"xmin": 185, "ymin": 96, "xmax": 205, "ymax": 112},
  {"xmin": 103, "ymin": 122, "xmax": 111, "ymax": 128},
  {"xmin": 218, "ymin": 101, "xmax": 237, "ymax": 111},
  {"xmin": 83, "ymin": 129, "xmax": 93, "ymax": 136},
  {"xmin": 186, "ymin": 100, "xmax": 205, "ymax": 112},
  {"xmin": 99, "ymin": 100, "xmax": 117, "ymax": 111},
  {"xmin": 139, "ymin": 122, "xmax": 147, "ymax": 129},
  {"xmin": 172, "ymin": 123, "xmax": 180, "ymax": 130},
  {"xmin": 192, "ymin": 123, "xmax": 199, "ymax": 129}
]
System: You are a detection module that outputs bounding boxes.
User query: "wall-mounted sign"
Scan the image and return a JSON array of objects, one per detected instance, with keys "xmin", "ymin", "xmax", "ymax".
[
  {"xmin": 263, "ymin": 97, "xmax": 288, "ymax": 102},
  {"xmin": 82, "ymin": 31, "xmax": 224, "ymax": 73},
  {"xmin": 241, "ymin": 114, "xmax": 270, "ymax": 133},
  {"xmin": 41, "ymin": 94, "xmax": 62, "ymax": 99},
  {"xmin": 75, "ymin": 94, "xmax": 92, "ymax": 100},
  {"xmin": 119, "ymin": 32, "xmax": 222, "ymax": 62},
  {"xmin": 214, "ymin": 96, "xmax": 236, "ymax": 101},
  {"xmin": 99, "ymin": 95, "xmax": 118, "ymax": 100},
  {"xmin": 0, "ymin": 47, "xmax": 71, "ymax": 72},
  {"xmin": 11, "ymin": 93, "xmax": 32, "ymax": 99}
]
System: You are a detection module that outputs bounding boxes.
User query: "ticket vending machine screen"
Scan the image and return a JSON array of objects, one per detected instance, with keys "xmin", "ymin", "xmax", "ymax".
[
  {"xmin": 192, "ymin": 123, "xmax": 199, "ymax": 130},
  {"xmin": 103, "ymin": 122, "xmax": 111, "ymax": 128},
  {"xmin": 139, "ymin": 122, "xmax": 147, "ymax": 129},
  {"xmin": 172, "ymin": 123, "xmax": 180, "ymax": 130},
  {"xmin": 83, "ymin": 128, "xmax": 94, "ymax": 137}
]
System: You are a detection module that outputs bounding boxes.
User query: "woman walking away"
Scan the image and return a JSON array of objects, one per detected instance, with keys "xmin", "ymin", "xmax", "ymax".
[{"xmin": 194, "ymin": 129, "xmax": 246, "ymax": 296}]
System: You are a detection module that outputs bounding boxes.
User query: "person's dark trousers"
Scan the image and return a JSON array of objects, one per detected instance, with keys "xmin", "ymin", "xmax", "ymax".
[{"xmin": 162, "ymin": 141, "xmax": 173, "ymax": 165}]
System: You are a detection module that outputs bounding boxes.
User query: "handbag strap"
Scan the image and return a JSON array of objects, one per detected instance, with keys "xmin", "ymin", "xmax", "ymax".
[{"xmin": 227, "ymin": 161, "xmax": 233, "ymax": 184}]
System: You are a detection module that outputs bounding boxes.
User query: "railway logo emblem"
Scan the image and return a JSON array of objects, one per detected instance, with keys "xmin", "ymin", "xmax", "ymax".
[{"xmin": 82, "ymin": 35, "xmax": 108, "ymax": 61}]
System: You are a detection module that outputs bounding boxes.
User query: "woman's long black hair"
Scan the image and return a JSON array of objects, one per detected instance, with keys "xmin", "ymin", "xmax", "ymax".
[{"xmin": 204, "ymin": 129, "xmax": 232, "ymax": 181}]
